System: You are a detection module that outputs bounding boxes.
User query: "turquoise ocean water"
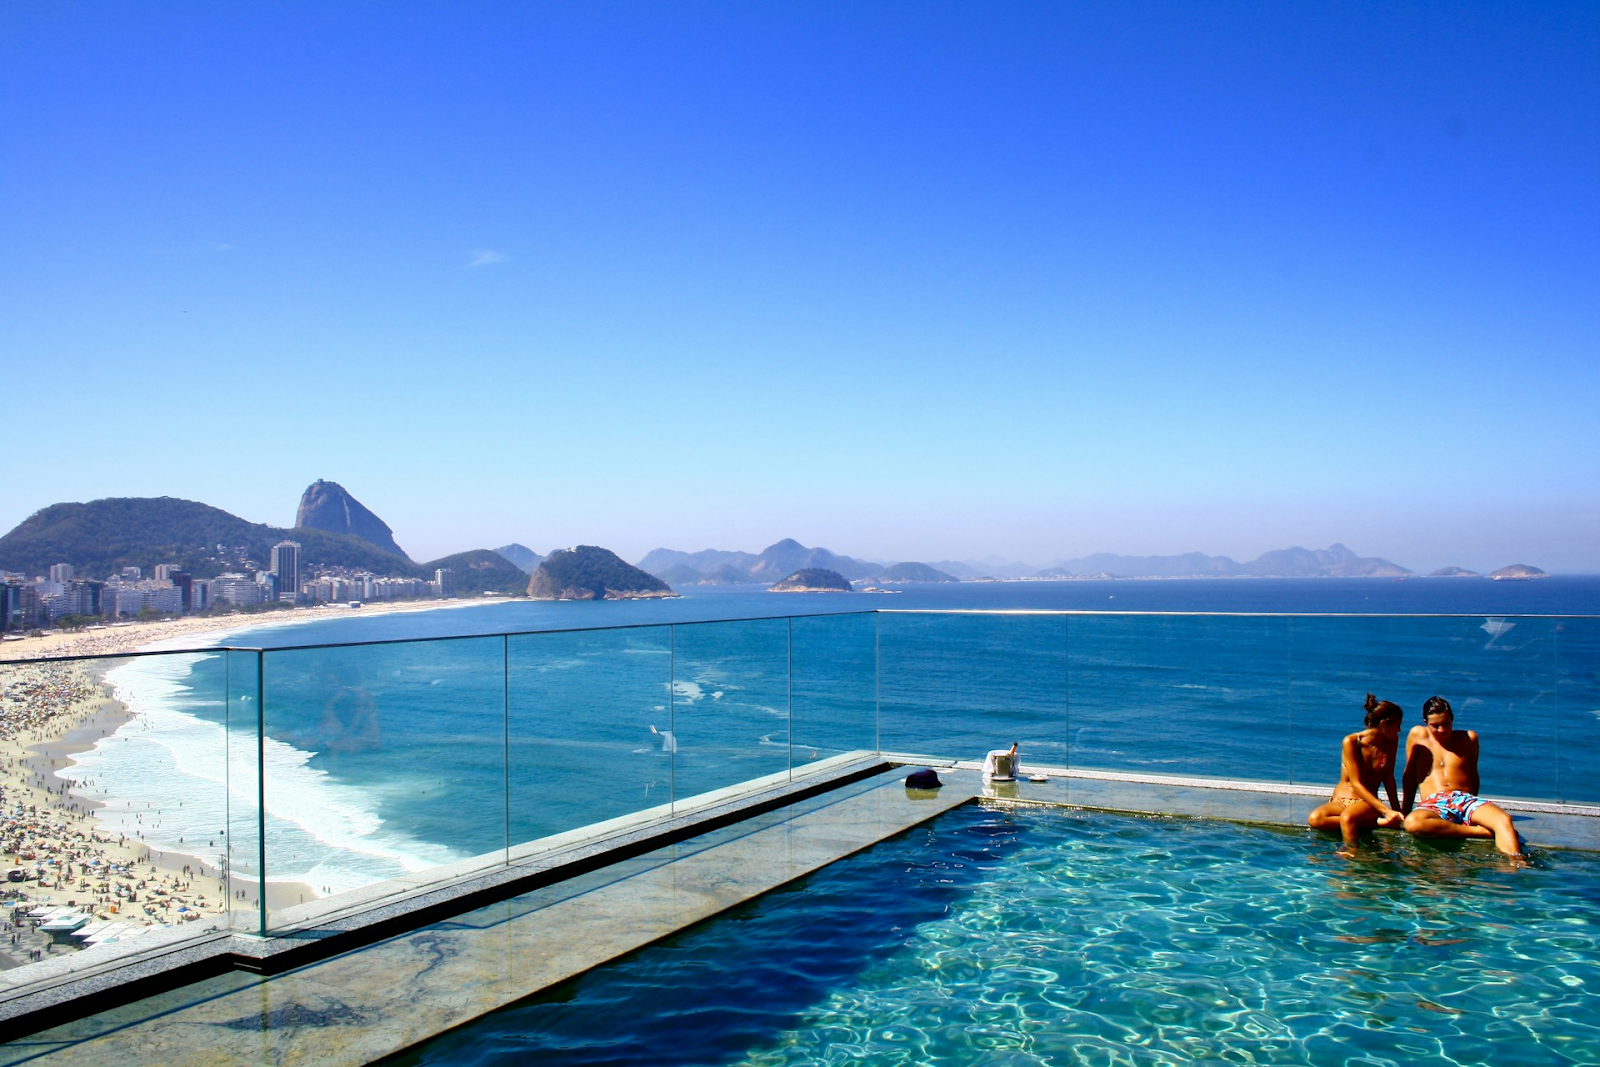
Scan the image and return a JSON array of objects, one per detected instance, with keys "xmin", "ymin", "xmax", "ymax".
[{"xmin": 57, "ymin": 578, "xmax": 1600, "ymax": 897}]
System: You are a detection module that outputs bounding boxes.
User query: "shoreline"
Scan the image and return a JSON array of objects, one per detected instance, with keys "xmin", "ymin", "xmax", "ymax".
[
  {"xmin": 1, "ymin": 599, "xmax": 498, "ymax": 969},
  {"xmin": 0, "ymin": 661, "xmax": 312, "ymax": 968}
]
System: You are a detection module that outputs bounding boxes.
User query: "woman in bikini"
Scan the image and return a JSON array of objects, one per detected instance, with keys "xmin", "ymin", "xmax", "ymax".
[{"xmin": 1307, "ymin": 694, "xmax": 1404, "ymax": 854}]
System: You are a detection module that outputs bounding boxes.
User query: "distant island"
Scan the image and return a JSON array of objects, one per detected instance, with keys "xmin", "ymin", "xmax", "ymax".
[
  {"xmin": 768, "ymin": 568, "xmax": 852, "ymax": 593},
  {"xmin": 1427, "ymin": 567, "xmax": 1481, "ymax": 578},
  {"xmin": 528, "ymin": 546, "xmax": 677, "ymax": 600},
  {"xmin": 1488, "ymin": 564, "xmax": 1548, "ymax": 581}
]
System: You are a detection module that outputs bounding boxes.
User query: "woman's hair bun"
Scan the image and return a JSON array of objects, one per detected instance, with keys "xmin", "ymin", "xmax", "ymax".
[{"xmin": 1363, "ymin": 693, "xmax": 1379, "ymax": 713}]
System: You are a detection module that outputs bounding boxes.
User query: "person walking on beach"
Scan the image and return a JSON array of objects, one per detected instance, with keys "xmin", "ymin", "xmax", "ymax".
[
  {"xmin": 1307, "ymin": 694, "xmax": 1404, "ymax": 854},
  {"xmin": 1402, "ymin": 696, "xmax": 1526, "ymax": 859}
]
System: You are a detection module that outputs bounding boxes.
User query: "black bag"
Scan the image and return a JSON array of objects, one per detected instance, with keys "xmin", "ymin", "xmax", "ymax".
[{"xmin": 904, "ymin": 768, "xmax": 942, "ymax": 789}]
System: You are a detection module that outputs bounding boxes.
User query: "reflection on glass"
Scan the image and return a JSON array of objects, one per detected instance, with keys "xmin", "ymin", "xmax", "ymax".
[
  {"xmin": 507, "ymin": 626, "xmax": 673, "ymax": 845},
  {"xmin": 879, "ymin": 613, "xmax": 1067, "ymax": 766},
  {"xmin": 791, "ymin": 612, "xmax": 877, "ymax": 771},
  {"xmin": 259, "ymin": 636, "xmax": 507, "ymax": 928},
  {"xmin": 670, "ymin": 618, "xmax": 791, "ymax": 804}
]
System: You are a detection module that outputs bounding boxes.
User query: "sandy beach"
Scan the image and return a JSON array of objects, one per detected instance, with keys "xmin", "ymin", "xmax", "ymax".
[
  {"xmin": 0, "ymin": 594, "xmax": 497, "ymax": 663},
  {"xmin": 0, "ymin": 597, "xmax": 497, "ymax": 971}
]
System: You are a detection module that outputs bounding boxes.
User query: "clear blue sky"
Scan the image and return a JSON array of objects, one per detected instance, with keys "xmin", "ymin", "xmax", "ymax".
[{"xmin": 3, "ymin": 2, "xmax": 1596, "ymax": 573}]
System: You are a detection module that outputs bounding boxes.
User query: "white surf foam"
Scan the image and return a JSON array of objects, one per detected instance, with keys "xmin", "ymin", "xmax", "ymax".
[{"xmin": 61, "ymin": 654, "xmax": 461, "ymax": 894}]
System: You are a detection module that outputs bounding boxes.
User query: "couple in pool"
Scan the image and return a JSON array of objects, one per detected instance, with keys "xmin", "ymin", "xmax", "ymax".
[{"xmin": 1307, "ymin": 694, "xmax": 1526, "ymax": 859}]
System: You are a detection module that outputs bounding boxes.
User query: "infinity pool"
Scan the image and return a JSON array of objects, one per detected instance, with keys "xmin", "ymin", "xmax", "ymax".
[{"xmin": 393, "ymin": 806, "xmax": 1600, "ymax": 1066}]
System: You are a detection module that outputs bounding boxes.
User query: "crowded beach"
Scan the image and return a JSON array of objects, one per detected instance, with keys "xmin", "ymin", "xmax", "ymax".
[{"xmin": 0, "ymin": 597, "xmax": 487, "ymax": 971}]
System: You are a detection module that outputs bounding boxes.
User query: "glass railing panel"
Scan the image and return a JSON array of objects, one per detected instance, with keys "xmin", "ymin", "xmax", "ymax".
[
  {"xmin": 790, "ymin": 612, "xmax": 877, "ymax": 771},
  {"xmin": 1288, "ymin": 614, "xmax": 1560, "ymax": 803},
  {"xmin": 669, "ymin": 618, "xmax": 792, "ymax": 804},
  {"xmin": 506, "ymin": 625, "xmax": 673, "ymax": 845},
  {"xmin": 1065, "ymin": 613, "xmax": 1291, "ymax": 781},
  {"xmin": 258, "ymin": 636, "xmax": 507, "ymax": 929},
  {"xmin": 878, "ymin": 612, "xmax": 1068, "ymax": 767},
  {"xmin": 0, "ymin": 649, "xmax": 236, "ymax": 985},
  {"xmin": 223, "ymin": 649, "xmax": 261, "ymax": 933},
  {"xmin": 1554, "ymin": 616, "xmax": 1599, "ymax": 806}
]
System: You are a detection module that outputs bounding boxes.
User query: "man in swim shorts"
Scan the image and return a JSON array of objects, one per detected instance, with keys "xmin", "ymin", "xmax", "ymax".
[{"xmin": 1401, "ymin": 696, "xmax": 1526, "ymax": 858}]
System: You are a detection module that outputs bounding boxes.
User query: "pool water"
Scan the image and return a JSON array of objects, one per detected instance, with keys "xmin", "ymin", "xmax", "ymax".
[{"xmin": 393, "ymin": 806, "xmax": 1600, "ymax": 1067}]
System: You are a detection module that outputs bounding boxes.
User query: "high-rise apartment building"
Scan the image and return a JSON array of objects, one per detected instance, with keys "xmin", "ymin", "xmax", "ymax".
[
  {"xmin": 49, "ymin": 563, "xmax": 75, "ymax": 583},
  {"xmin": 271, "ymin": 541, "xmax": 301, "ymax": 603}
]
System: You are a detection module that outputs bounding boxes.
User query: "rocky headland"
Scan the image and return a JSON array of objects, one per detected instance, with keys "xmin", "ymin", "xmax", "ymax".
[{"xmin": 527, "ymin": 546, "xmax": 677, "ymax": 600}]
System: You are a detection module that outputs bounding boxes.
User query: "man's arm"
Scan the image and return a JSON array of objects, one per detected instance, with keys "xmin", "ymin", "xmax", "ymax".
[{"xmin": 1464, "ymin": 730, "xmax": 1481, "ymax": 796}]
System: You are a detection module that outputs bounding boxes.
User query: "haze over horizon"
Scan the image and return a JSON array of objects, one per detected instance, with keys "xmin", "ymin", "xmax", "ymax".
[{"xmin": 4, "ymin": 4, "xmax": 1595, "ymax": 575}]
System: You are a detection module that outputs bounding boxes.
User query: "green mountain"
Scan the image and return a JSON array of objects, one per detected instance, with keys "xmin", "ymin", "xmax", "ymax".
[
  {"xmin": 528, "ymin": 546, "xmax": 676, "ymax": 600},
  {"xmin": 421, "ymin": 549, "xmax": 532, "ymax": 596},
  {"xmin": 0, "ymin": 496, "xmax": 523, "ymax": 596}
]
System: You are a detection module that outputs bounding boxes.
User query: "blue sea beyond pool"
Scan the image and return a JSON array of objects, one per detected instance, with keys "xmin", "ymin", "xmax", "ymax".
[{"xmin": 59, "ymin": 577, "xmax": 1600, "ymax": 898}]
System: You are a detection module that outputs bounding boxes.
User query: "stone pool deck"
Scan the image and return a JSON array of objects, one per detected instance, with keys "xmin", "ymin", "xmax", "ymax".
[{"xmin": 1, "ymin": 765, "xmax": 980, "ymax": 1066}]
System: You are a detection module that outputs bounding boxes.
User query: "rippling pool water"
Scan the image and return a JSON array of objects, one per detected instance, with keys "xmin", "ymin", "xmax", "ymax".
[{"xmin": 394, "ymin": 806, "xmax": 1600, "ymax": 1067}]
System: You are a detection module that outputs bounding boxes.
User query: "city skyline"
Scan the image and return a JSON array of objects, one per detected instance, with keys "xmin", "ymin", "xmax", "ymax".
[{"xmin": 3, "ymin": 4, "xmax": 1596, "ymax": 574}]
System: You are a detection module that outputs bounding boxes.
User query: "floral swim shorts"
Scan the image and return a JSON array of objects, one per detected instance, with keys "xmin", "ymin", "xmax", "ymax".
[{"xmin": 1419, "ymin": 789, "xmax": 1486, "ymax": 825}]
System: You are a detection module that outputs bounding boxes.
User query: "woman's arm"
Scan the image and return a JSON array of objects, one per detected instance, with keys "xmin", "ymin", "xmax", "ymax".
[{"xmin": 1341, "ymin": 735, "xmax": 1397, "ymax": 815}]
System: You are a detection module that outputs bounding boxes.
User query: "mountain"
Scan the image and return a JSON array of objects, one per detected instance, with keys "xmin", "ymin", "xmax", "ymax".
[
  {"xmin": 0, "ymin": 497, "xmax": 417, "ymax": 580},
  {"xmin": 1043, "ymin": 544, "xmax": 1410, "ymax": 579},
  {"xmin": 295, "ymin": 480, "xmax": 408, "ymax": 559},
  {"xmin": 873, "ymin": 562, "xmax": 960, "ymax": 583},
  {"xmin": 494, "ymin": 543, "xmax": 545, "ymax": 574},
  {"xmin": 1043, "ymin": 551, "xmax": 1240, "ymax": 578},
  {"xmin": 768, "ymin": 568, "xmax": 852, "ymax": 592},
  {"xmin": 654, "ymin": 563, "xmax": 712, "ymax": 586},
  {"xmin": 1239, "ymin": 543, "xmax": 1409, "ymax": 577},
  {"xmin": 421, "ymin": 549, "xmax": 531, "ymax": 595},
  {"xmin": 748, "ymin": 539, "xmax": 881, "ymax": 581},
  {"xmin": 651, "ymin": 562, "xmax": 761, "ymax": 586},
  {"xmin": 528, "ymin": 546, "xmax": 676, "ymax": 600},
  {"xmin": 701, "ymin": 563, "xmax": 761, "ymax": 585},
  {"xmin": 0, "ymin": 496, "xmax": 525, "ymax": 596},
  {"xmin": 638, "ymin": 539, "xmax": 880, "ymax": 583},
  {"xmin": 637, "ymin": 547, "xmax": 759, "ymax": 577}
]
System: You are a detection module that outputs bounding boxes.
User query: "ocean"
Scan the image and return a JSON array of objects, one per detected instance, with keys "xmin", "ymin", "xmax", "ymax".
[{"xmin": 57, "ymin": 577, "xmax": 1600, "ymax": 902}]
